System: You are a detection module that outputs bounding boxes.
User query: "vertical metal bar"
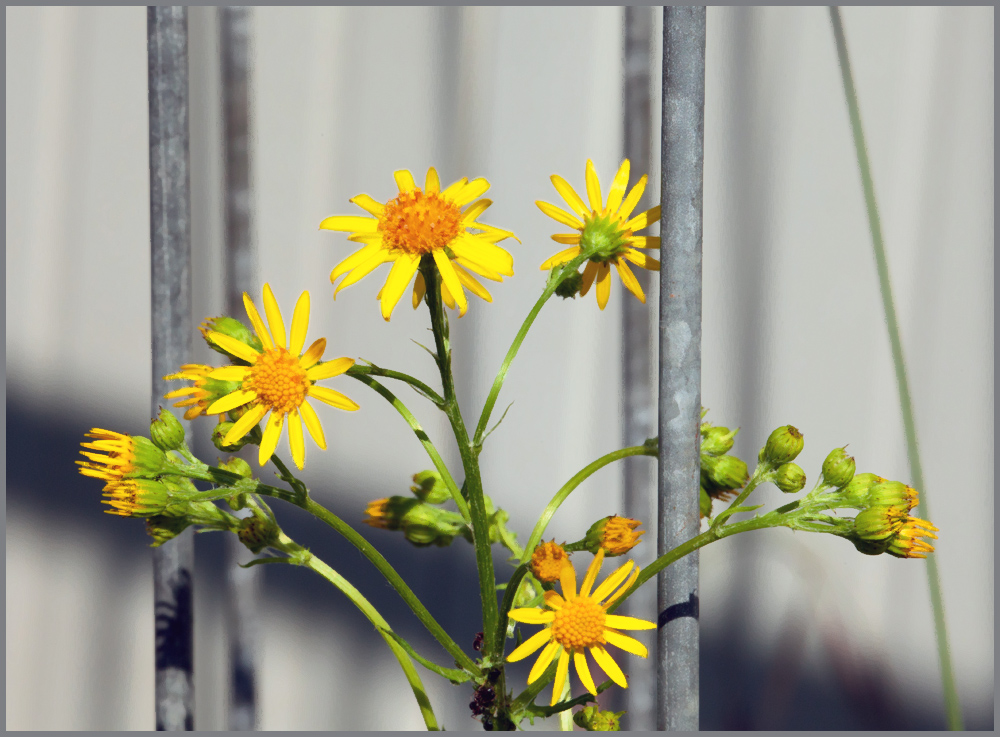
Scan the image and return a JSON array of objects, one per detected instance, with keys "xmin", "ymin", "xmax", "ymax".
[
  {"xmin": 220, "ymin": 6, "xmax": 259, "ymax": 731},
  {"xmin": 148, "ymin": 6, "xmax": 194, "ymax": 731},
  {"xmin": 657, "ymin": 6, "xmax": 705, "ymax": 732},
  {"xmin": 620, "ymin": 5, "xmax": 656, "ymax": 732}
]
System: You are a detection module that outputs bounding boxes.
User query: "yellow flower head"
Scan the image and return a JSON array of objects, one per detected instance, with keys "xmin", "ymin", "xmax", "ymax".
[
  {"xmin": 101, "ymin": 479, "xmax": 170, "ymax": 518},
  {"xmin": 196, "ymin": 283, "xmax": 359, "ymax": 470},
  {"xmin": 320, "ymin": 168, "xmax": 518, "ymax": 321},
  {"xmin": 530, "ymin": 540, "xmax": 572, "ymax": 583},
  {"xmin": 363, "ymin": 498, "xmax": 395, "ymax": 530},
  {"xmin": 163, "ymin": 364, "xmax": 221, "ymax": 421},
  {"xmin": 887, "ymin": 516, "xmax": 939, "ymax": 559},
  {"xmin": 595, "ymin": 516, "xmax": 645, "ymax": 556},
  {"xmin": 537, "ymin": 159, "xmax": 661, "ymax": 309},
  {"xmin": 77, "ymin": 429, "xmax": 168, "ymax": 486},
  {"xmin": 507, "ymin": 548, "xmax": 655, "ymax": 706}
]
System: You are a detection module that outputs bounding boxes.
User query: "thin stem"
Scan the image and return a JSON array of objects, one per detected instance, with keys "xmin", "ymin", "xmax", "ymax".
[
  {"xmin": 520, "ymin": 444, "xmax": 657, "ymax": 565},
  {"xmin": 348, "ymin": 363, "xmax": 446, "ymax": 407},
  {"xmin": 830, "ymin": 7, "xmax": 961, "ymax": 729},
  {"xmin": 347, "ymin": 372, "xmax": 470, "ymax": 522}
]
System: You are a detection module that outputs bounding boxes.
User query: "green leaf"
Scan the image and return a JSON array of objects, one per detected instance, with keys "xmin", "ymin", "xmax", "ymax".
[{"xmin": 381, "ymin": 629, "xmax": 472, "ymax": 685}]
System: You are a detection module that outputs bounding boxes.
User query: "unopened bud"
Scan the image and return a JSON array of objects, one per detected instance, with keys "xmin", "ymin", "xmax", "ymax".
[
  {"xmin": 839, "ymin": 472, "xmax": 884, "ymax": 507},
  {"xmin": 555, "ymin": 270, "xmax": 584, "ymax": 299},
  {"xmin": 573, "ymin": 704, "xmax": 625, "ymax": 731},
  {"xmin": 762, "ymin": 425, "xmax": 804, "ymax": 465},
  {"xmin": 213, "ymin": 422, "xmax": 252, "ymax": 452},
  {"xmin": 584, "ymin": 516, "xmax": 644, "ymax": 556},
  {"xmin": 410, "ymin": 470, "xmax": 451, "ymax": 504},
  {"xmin": 869, "ymin": 480, "xmax": 918, "ymax": 512},
  {"xmin": 702, "ymin": 453, "xmax": 749, "ymax": 494},
  {"xmin": 774, "ymin": 463, "xmax": 807, "ymax": 494},
  {"xmin": 237, "ymin": 512, "xmax": 280, "ymax": 553},
  {"xmin": 150, "ymin": 407, "xmax": 186, "ymax": 451},
  {"xmin": 820, "ymin": 447, "xmax": 856, "ymax": 489},
  {"xmin": 701, "ymin": 425, "xmax": 737, "ymax": 456},
  {"xmin": 200, "ymin": 316, "xmax": 262, "ymax": 357},
  {"xmin": 854, "ymin": 505, "xmax": 908, "ymax": 541},
  {"xmin": 219, "ymin": 457, "xmax": 253, "ymax": 479},
  {"xmin": 145, "ymin": 515, "xmax": 192, "ymax": 547}
]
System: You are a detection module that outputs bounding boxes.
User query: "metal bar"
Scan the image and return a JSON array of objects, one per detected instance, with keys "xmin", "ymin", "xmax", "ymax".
[
  {"xmin": 148, "ymin": 6, "xmax": 194, "ymax": 731},
  {"xmin": 620, "ymin": 5, "xmax": 656, "ymax": 732},
  {"xmin": 219, "ymin": 6, "xmax": 259, "ymax": 731},
  {"xmin": 657, "ymin": 6, "xmax": 705, "ymax": 731}
]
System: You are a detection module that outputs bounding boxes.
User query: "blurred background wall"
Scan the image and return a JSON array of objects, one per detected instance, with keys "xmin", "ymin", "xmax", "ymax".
[{"xmin": 5, "ymin": 6, "xmax": 992, "ymax": 730}]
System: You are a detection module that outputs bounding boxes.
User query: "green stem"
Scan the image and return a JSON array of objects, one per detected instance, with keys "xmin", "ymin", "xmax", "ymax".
[
  {"xmin": 348, "ymin": 363, "xmax": 446, "ymax": 407},
  {"xmin": 286, "ymin": 539, "xmax": 440, "ymax": 730},
  {"xmin": 520, "ymin": 444, "xmax": 657, "ymax": 565},
  {"xmin": 420, "ymin": 258, "xmax": 499, "ymax": 654},
  {"xmin": 347, "ymin": 372, "xmax": 470, "ymax": 522},
  {"xmin": 830, "ymin": 7, "xmax": 961, "ymax": 729},
  {"xmin": 473, "ymin": 255, "xmax": 591, "ymax": 449}
]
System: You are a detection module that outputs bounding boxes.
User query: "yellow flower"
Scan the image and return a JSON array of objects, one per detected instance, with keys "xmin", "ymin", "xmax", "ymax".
[
  {"xmin": 199, "ymin": 284, "xmax": 358, "ymax": 470},
  {"xmin": 887, "ymin": 516, "xmax": 939, "ymax": 559},
  {"xmin": 587, "ymin": 516, "xmax": 645, "ymax": 556},
  {"xmin": 163, "ymin": 364, "xmax": 218, "ymax": 421},
  {"xmin": 77, "ymin": 429, "xmax": 168, "ymax": 486},
  {"xmin": 320, "ymin": 167, "xmax": 517, "ymax": 321},
  {"xmin": 530, "ymin": 540, "xmax": 572, "ymax": 583},
  {"xmin": 537, "ymin": 159, "xmax": 660, "ymax": 309},
  {"xmin": 100, "ymin": 479, "xmax": 171, "ymax": 517},
  {"xmin": 507, "ymin": 548, "xmax": 655, "ymax": 706}
]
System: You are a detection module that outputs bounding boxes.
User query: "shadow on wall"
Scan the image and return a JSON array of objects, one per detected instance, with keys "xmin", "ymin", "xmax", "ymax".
[{"xmin": 6, "ymin": 392, "xmax": 979, "ymax": 730}]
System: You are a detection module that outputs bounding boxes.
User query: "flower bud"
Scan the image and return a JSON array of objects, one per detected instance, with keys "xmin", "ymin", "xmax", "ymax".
[
  {"xmin": 237, "ymin": 511, "xmax": 280, "ymax": 553},
  {"xmin": 200, "ymin": 316, "xmax": 263, "ymax": 358},
  {"xmin": 886, "ymin": 516, "xmax": 938, "ymax": 559},
  {"xmin": 584, "ymin": 516, "xmax": 644, "ymax": 556},
  {"xmin": 774, "ymin": 463, "xmax": 807, "ymax": 494},
  {"xmin": 101, "ymin": 478, "xmax": 173, "ymax": 517},
  {"xmin": 145, "ymin": 515, "xmax": 192, "ymax": 547},
  {"xmin": 851, "ymin": 537, "xmax": 889, "ymax": 556},
  {"xmin": 699, "ymin": 486, "xmax": 713, "ymax": 519},
  {"xmin": 701, "ymin": 425, "xmax": 737, "ymax": 456},
  {"xmin": 410, "ymin": 470, "xmax": 451, "ymax": 505},
  {"xmin": 150, "ymin": 407, "xmax": 186, "ymax": 451},
  {"xmin": 555, "ymin": 270, "xmax": 584, "ymax": 299},
  {"xmin": 530, "ymin": 540, "xmax": 571, "ymax": 583},
  {"xmin": 869, "ymin": 480, "xmax": 918, "ymax": 512},
  {"xmin": 820, "ymin": 447, "xmax": 856, "ymax": 489},
  {"xmin": 363, "ymin": 496, "xmax": 415, "ymax": 531},
  {"xmin": 213, "ymin": 422, "xmax": 252, "ymax": 452},
  {"xmin": 702, "ymin": 453, "xmax": 749, "ymax": 494},
  {"xmin": 762, "ymin": 425, "xmax": 804, "ymax": 465},
  {"xmin": 219, "ymin": 457, "xmax": 253, "ymax": 479},
  {"xmin": 839, "ymin": 472, "xmax": 884, "ymax": 507},
  {"xmin": 573, "ymin": 704, "xmax": 625, "ymax": 731},
  {"xmin": 853, "ymin": 505, "xmax": 908, "ymax": 541}
]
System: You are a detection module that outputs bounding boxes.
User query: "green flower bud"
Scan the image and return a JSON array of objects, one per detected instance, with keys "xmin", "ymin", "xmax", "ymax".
[
  {"xmin": 701, "ymin": 425, "xmax": 737, "ymax": 456},
  {"xmin": 854, "ymin": 505, "xmax": 908, "ymax": 541},
  {"xmin": 839, "ymin": 472, "xmax": 884, "ymax": 507},
  {"xmin": 237, "ymin": 511, "xmax": 280, "ymax": 553},
  {"xmin": 869, "ymin": 480, "xmax": 918, "ymax": 512},
  {"xmin": 702, "ymin": 453, "xmax": 749, "ymax": 494},
  {"xmin": 762, "ymin": 425, "xmax": 804, "ymax": 465},
  {"xmin": 774, "ymin": 462, "xmax": 807, "ymax": 494},
  {"xmin": 364, "ymin": 496, "xmax": 467, "ymax": 547},
  {"xmin": 573, "ymin": 704, "xmax": 625, "ymax": 731},
  {"xmin": 820, "ymin": 447, "xmax": 856, "ymax": 489},
  {"xmin": 213, "ymin": 422, "xmax": 252, "ymax": 452},
  {"xmin": 200, "ymin": 316, "xmax": 263, "ymax": 359},
  {"xmin": 145, "ymin": 514, "xmax": 191, "ymax": 547},
  {"xmin": 219, "ymin": 457, "xmax": 253, "ymax": 479},
  {"xmin": 410, "ymin": 470, "xmax": 451, "ymax": 504},
  {"xmin": 699, "ymin": 486, "xmax": 713, "ymax": 519},
  {"xmin": 150, "ymin": 407, "xmax": 186, "ymax": 451},
  {"xmin": 851, "ymin": 537, "xmax": 889, "ymax": 556},
  {"xmin": 555, "ymin": 270, "xmax": 584, "ymax": 299}
]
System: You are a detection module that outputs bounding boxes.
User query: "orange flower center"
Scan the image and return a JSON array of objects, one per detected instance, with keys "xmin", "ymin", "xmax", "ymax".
[
  {"xmin": 246, "ymin": 347, "xmax": 309, "ymax": 414},
  {"xmin": 551, "ymin": 598, "xmax": 607, "ymax": 651},
  {"xmin": 379, "ymin": 189, "xmax": 462, "ymax": 255}
]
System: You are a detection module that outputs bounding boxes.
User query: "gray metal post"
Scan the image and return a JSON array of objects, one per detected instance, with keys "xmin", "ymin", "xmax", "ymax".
[
  {"xmin": 620, "ymin": 5, "xmax": 656, "ymax": 732},
  {"xmin": 657, "ymin": 6, "xmax": 705, "ymax": 731},
  {"xmin": 148, "ymin": 6, "xmax": 194, "ymax": 731},
  {"xmin": 220, "ymin": 6, "xmax": 259, "ymax": 731}
]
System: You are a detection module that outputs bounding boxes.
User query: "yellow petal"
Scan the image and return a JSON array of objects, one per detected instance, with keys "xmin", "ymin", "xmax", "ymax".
[
  {"xmin": 551, "ymin": 650, "xmax": 571, "ymax": 707},
  {"xmin": 289, "ymin": 291, "xmax": 310, "ymax": 355},
  {"xmin": 462, "ymin": 198, "xmax": 492, "ymax": 224},
  {"xmin": 539, "ymin": 246, "xmax": 581, "ymax": 271},
  {"xmin": 584, "ymin": 159, "xmax": 603, "ymax": 212},
  {"xmin": 627, "ymin": 235, "xmax": 660, "ymax": 250},
  {"xmin": 623, "ymin": 248, "xmax": 660, "ymax": 271},
  {"xmin": 527, "ymin": 641, "xmax": 561, "ymax": 683},
  {"xmin": 473, "ymin": 222, "xmax": 520, "ymax": 244},
  {"xmin": 333, "ymin": 250, "xmax": 394, "ymax": 297},
  {"xmin": 412, "ymin": 271, "xmax": 426, "ymax": 308},
  {"xmin": 306, "ymin": 357, "xmax": 355, "ymax": 380},
  {"xmin": 258, "ymin": 411, "xmax": 285, "ymax": 465},
  {"xmin": 604, "ymin": 630, "xmax": 649, "ymax": 658},
  {"xmin": 222, "ymin": 404, "xmax": 268, "ymax": 445},
  {"xmin": 574, "ymin": 651, "xmax": 598, "ymax": 695},
  {"xmin": 242, "ymin": 294, "xmax": 274, "ymax": 350},
  {"xmin": 580, "ymin": 548, "xmax": 605, "ymax": 598},
  {"xmin": 330, "ymin": 243, "xmax": 383, "ymax": 283},
  {"xmin": 207, "ymin": 366, "xmax": 250, "ymax": 381},
  {"xmin": 433, "ymin": 250, "xmax": 467, "ymax": 314},
  {"xmin": 346, "ymin": 232, "xmax": 383, "ymax": 245},
  {"xmin": 206, "ymin": 389, "xmax": 257, "ymax": 415},
  {"xmin": 536, "ymin": 200, "xmax": 585, "ymax": 230},
  {"xmin": 596, "ymin": 263, "xmax": 612, "ymax": 310},
  {"xmin": 606, "ymin": 159, "xmax": 630, "ymax": 214},
  {"xmin": 615, "ymin": 260, "xmax": 645, "ymax": 303},
  {"xmin": 560, "ymin": 561, "xmax": 578, "ymax": 599},
  {"xmin": 451, "ymin": 234, "xmax": 514, "ymax": 276},
  {"xmin": 440, "ymin": 176, "xmax": 468, "ymax": 200},
  {"xmin": 543, "ymin": 590, "xmax": 565, "ymax": 609},
  {"xmin": 625, "ymin": 205, "xmax": 660, "ymax": 232},
  {"xmin": 507, "ymin": 608, "xmax": 556, "ymax": 624},
  {"xmin": 590, "ymin": 645, "xmax": 628, "ymax": 688},
  {"xmin": 288, "ymin": 409, "xmax": 305, "ymax": 470},
  {"xmin": 348, "ymin": 193, "xmax": 385, "ymax": 216},
  {"xmin": 164, "ymin": 387, "xmax": 199, "ymax": 399},
  {"xmin": 550, "ymin": 233, "xmax": 582, "ymax": 245},
  {"xmin": 319, "ymin": 215, "xmax": 378, "ymax": 233},
  {"xmin": 425, "ymin": 167, "xmax": 440, "ymax": 194},
  {"xmin": 507, "ymin": 627, "xmax": 552, "ymax": 663},
  {"xmin": 380, "ymin": 254, "xmax": 421, "ymax": 321},
  {"xmin": 441, "ymin": 282, "xmax": 457, "ymax": 310},
  {"xmin": 454, "ymin": 177, "xmax": 490, "ymax": 206},
  {"xmin": 262, "ymin": 283, "xmax": 286, "ymax": 349},
  {"xmin": 298, "ymin": 399, "xmax": 327, "ymax": 450},
  {"xmin": 453, "ymin": 264, "xmax": 492, "ymax": 302},
  {"xmin": 455, "ymin": 256, "xmax": 503, "ymax": 282},
  {"xmin": 604, "ymin": 614, "xmax": 657, "ymax": 631},
  {"xmin": 550, "ymin": 174, "xmax": 590, "ymax": 218},
  {"xmin": 602, "ymin": 566, "xmax": 640, "ymax": 608},
  {"xmin": 394, "ymin": 169, "xmax": 417, "ymax": 193},
  {"xmin": 300, "ymin": 338, "xmax": 326, "ymax": 368},
  {"xmin": 308, "ymin": 385, "xmax": 360, "ymax": 411},
  {"xmin": 579, "ymin": 261, "xmax": 599, "ymax": 296},
  {"xmin": 592, "ymin": 560, "xmax": 636, "ymax": 602},
  {"xmin": 618, "ymin": 174, "xmax": 648, "ymax": 221}
]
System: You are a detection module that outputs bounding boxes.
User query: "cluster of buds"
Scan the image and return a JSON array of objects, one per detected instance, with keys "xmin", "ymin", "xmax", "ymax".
[
  {"xmin": 840, "ymin": 472, "xmax": 938, "ymax": 559},
  {"xmin": 699, "ymin": 417, "xmax": 749, "ymax": 517},
  {"xmin": 760, "ymin": 425, "xmax": 807, "ymax": 493},
  {"xmin": 363, "ymin": 495, "xmax": 470, "ymax": 547}
]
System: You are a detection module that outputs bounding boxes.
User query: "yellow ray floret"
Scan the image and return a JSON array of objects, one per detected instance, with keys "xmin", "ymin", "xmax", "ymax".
[
  {"xmin": 320, "ymin": 167, "xmax": 517, "ymax": 321},
  {"xmin": 537, "ymin": 159, "xmax": 661, "ymax": 310},
  {"xmin": 506, "ymin": 548, "xmax": 654, "ymax": 706},
  {"xmin": 197, "ymin": 283, "xmax": 358, "ymax": 470}
]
